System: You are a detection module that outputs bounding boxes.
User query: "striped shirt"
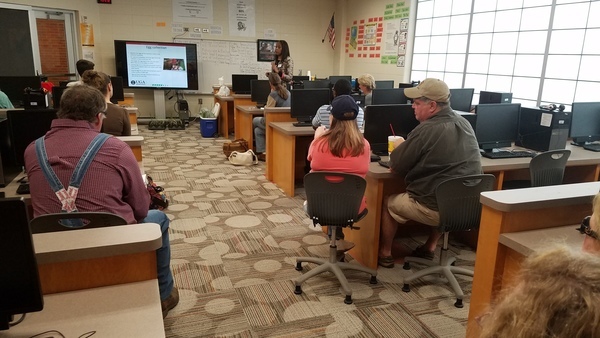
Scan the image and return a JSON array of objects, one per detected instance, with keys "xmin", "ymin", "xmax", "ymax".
[{"xmin": 311, "ymin": 104, "xmax": 364, "ymax": 129}]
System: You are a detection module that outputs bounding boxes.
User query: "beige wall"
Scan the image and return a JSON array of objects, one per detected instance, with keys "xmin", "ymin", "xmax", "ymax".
[{"xmin": 3, "ymin": 0, "xmax": 414, "ymax": 117}]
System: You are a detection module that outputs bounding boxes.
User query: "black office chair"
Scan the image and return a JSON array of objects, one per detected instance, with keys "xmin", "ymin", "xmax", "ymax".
[
  {"xmin": 294, "ymin": 172, "xmax": 377, "ymax": 304},
  {"xmin": 402, "ymin": 174, "xmax": 495, "ymax": 308},
  {"xmin": 503, "ymin": 149, "xmax": 571, "ymax": 189},
  {"xmin": 30, "ymin": 211, "xmax": 127, "ymax": 234}
]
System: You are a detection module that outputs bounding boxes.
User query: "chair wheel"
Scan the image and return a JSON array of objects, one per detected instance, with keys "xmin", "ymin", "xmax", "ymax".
[
  {"xmin": 344, "ymin": 295, "xmax": 353, "ymax": 304},
  {"xmin": 403, "ymin": 262, "xmax": 411, "ymax": 270},
  {"xmin": 454, "ymin": 299, "xmax": 463, "ymax": 308},
  {"xmin": 294, "ymin": 285, "xmax": 302, "ymax": 295},
  {"xmin": 295, "ymin": 262, "xmax": 303, "ymax": 271},
  {"xmin": 369, "ymin": 276, "xmax": 378, "ymax": 284},
  {"xmin": 402, "ymin": 283, "xmax": 411, "ymax": 292},
  {"xmin": 451, "ymin": 261, "xmax": 456, "ymax": 266}
]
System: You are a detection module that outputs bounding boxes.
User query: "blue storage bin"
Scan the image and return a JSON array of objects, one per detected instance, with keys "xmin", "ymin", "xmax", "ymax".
[{"xmin": 200, "ymin": 117, "xmax": 217, "ymax": 138}]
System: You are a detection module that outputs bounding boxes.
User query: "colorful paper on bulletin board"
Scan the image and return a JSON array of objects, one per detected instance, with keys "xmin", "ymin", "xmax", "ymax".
[
  {"xmin": 381, "ymin": 55, "xmax": 397, "ymax": 65},
  {"xmin": 349, "ymin": 26, "xmax": 358, "ymax": 50},
  {"xmin": 80, "ymin": 23, "xmax": 95, "ymax": 46},
  {"xmin": 364, "ymin": 23, "xmax": 378, "ymax": 46}
]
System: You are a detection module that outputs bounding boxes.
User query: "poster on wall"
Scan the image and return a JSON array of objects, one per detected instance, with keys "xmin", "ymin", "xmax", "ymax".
[
  {"xmin": 228, "ymin": 0, "xmax": 255, "ymax": 37},
  {"xmin": 381, "ymin": 2, "xmax": 410, "ymax": 65},
  {"xmin": 172, "ymin": 0, "xmax": 213, "ymax": 24},
  {"xmin": 364, "ymin": 23, "xmax": 378, "ymax": 46},
  {"xmin": 345, "ymin": 18, "xmax": 382, "ymax": 59}
]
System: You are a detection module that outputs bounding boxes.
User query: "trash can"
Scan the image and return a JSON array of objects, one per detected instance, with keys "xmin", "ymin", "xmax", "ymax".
[{"xmin": 200, "ymin": 117, "xmax": 217, "ymax": 138}]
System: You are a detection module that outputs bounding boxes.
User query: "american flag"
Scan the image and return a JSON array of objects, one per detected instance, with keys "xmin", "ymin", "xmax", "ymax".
[{"xmin": 326, "ymin": 14, "xmax": 335, "ymax": 49}]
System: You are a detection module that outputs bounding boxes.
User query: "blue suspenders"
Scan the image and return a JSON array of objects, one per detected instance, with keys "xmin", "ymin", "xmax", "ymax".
[{"xmin": 34, "ymin": 133, "xmax": 110, "ymax": 228}]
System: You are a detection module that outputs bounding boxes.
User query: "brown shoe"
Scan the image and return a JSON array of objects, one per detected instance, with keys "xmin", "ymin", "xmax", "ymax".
[
  {"xmin": 257, "ymin": 153, "xmax": 266, "ymax": 162},
  {"xmin": 335, "ymin": 239, "xmax": 355, "ymax": 255},
  {"xmin": 161, "ymin": 287, "xmax": 179, "ymax": 318}
]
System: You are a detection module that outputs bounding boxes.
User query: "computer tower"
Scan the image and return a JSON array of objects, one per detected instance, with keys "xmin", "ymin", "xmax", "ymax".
[
  {"xmin": 516, "ymin": 107, "xmax": 571, "ymax": 152},
  {"xmin": 479, "ymin": 91, "xmax": 512, "ymax": 104}
]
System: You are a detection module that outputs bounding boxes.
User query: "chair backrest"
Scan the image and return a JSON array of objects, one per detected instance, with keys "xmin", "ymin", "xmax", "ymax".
[
  {"xmin": 435, "ymin": 174, "xmax": 496, "ymax": 233},
  {"xmin": 529, "ymin": 149, "xmax": 571, "ymax": 187},
  {"xmin": 304, "ymin": 172, "xmax": 366, "ymax": 227},
  {"xmin": 30, "ymin": 212, "xmax": 128, "ymax": 234}
]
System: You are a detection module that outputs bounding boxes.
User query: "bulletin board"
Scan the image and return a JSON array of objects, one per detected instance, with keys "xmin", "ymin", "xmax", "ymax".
[{"xmin": 176, "ymin": 39, "xmax": 270, "ymax": 93}]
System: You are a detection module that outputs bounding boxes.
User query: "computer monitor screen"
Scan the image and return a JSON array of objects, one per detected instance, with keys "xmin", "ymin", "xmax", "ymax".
[
  {"xmin": 570, "ymin": 102, "xmax": 600, "ymax": 145},
  {"xmin": 375, "ymin": 80, "xmax": 394, "ymax": 89},
  {"xmin": 231, "ymin": 74, "xmax": 258, "ymax": 94},
  {"xmin": 291, "ymin": 88, "xmax": 330, "ymax": 124},
  {"xmin": 328, "ymin": 76, "xmax": 352, "ymax": 87},
  {"xmin": 302, "ymin": 80, "xmax": 331, "ymax": 89},
  {"xmin": 371, "ymin": 88, "xmax": 408, "ymax": 105},
  {"xmin": 398, "ymin": 83, "xmax": 414, "ymax": 89},
  {"xmin": 7, "ymin": 109, "xmax": 58, "ymax": 167},
  {"xmin": 364, "ymin": 104, "xmax": 420, "ymax": 155},
  {"xmin": 475, "ymin": 103, "xmax": 521, "ymax": 151},
  {"xmin": 291, "ymin": 76, "xmax": 310, "ymax": 89},
  {"xmin": 251, "ymin": 80, "xmax": 271, "ymax": 107},
  {"xmin": 351, "ymin": 94, "xmax": 366, "ymax": 108},
  {"xmin": 0, "ymin": 76, "xmax": 42, "ymax": 108},
  {"xmin": 449, "ymin": 88, "xmax": 474, "ymax": 112},
  {"xmin": 51, "ymin": 86, "xmax": 67, "ymax": 109},
  {"xmin": 110, "ymin": 75, "xmax": 125, "ymax": 103},
  {"xmin": 0, "ymin": 197, "xmax": 43, "ymax": 330}
]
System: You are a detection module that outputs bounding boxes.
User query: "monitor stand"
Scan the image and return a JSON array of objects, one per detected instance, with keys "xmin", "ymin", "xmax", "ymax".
[
  {"xmin": 292, "ymin": 120, "xmax": 312, "ymax": 127},
  {"xmin": 255, "ymin": 103, "xmax": 265, "ymax": 109}
]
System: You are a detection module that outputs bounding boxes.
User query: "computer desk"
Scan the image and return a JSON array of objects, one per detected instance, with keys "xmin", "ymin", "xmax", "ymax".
[
  {"xmin": 466, "ymin": 181, "xmax": 599, "ymax": 337},
  {"xmin": 264, "ymin": 107, "xmax": 295, "ymax": 180},
  {"xmin": 268, "ymin": 121, "xmax": 314, "ymax": 196},
  {"xmin": 233, "ymin": 94, "xmax": 255, "ymax": 138},
  {"xmin": 117, "ymin": 135, "xmax": 144, "ymax": 163},
  {"xmin": 235, "ymin": 105, "xmax": 262, "ymax": 150},
  {"xmin": 215, "ymin": 94, "xmax": 234, "ymax": 138},
  {"xmin": 344, "ymin": 144, "xmax": 600, "ymax": 270}
]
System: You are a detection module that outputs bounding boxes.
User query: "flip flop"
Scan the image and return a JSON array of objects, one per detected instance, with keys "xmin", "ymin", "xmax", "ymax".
[{"xmin": 411, "ymin": 245, "xmax": 435, "ymax": 260}]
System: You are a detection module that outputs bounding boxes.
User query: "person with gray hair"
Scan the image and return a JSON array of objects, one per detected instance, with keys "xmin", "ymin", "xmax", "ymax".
[{"xmin": 24, "ymin": 85, "xmax": 179, "ymax": 318}]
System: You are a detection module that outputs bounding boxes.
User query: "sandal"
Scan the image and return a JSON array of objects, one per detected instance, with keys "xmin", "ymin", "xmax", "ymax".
[
  {"xmin": 411, "ymin": 245, "xmax": 435, "ymax": 260},
  {"xmin": 378, "ymin": 255, "xmax": 395, "ymax": 268}
]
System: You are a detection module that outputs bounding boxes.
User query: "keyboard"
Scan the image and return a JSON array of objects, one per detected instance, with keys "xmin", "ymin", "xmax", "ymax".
[
  {"xmin": 583, "ymin": 143, "xmax": 600, "ymax": 152},
  {"xmin": 482, "ymin": 150, "xmax": 536, "ymax": 159},
  {"xmin": 16, "ymin": 183, "xmax": 30, "ymax": 195},
  {"xmin": 292, "ymin": 121, "xmax": 313, "ymax": 127}
]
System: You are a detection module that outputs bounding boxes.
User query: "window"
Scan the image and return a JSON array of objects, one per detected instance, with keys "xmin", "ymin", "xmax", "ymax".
[{"xmin": 411, "ymin": 0, "xmax": 600, "ymax": 108}]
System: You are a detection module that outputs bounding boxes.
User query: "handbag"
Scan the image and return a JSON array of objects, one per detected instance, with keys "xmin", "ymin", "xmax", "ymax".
[
  {"xmin": 223, "ymin": 138, "xmax": 249, "ymax": 157},
  {"xmin": 228, "ymin": 149, "xmax": 258, "ymax": 166}
]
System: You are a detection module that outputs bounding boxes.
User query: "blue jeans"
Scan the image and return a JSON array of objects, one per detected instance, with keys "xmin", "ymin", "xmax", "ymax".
[
  {"xmin": 253, "ymin": 116, "xmax": 266, "ymax": 153},
  {"xmin": 143, "ymin": 209, "xmax": 174, "ymax": 301}
]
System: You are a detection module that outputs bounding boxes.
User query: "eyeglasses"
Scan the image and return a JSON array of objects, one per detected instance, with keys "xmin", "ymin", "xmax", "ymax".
[{"xmin": 576, "ymin": 216, "xmax": 599, "ymax": 240}]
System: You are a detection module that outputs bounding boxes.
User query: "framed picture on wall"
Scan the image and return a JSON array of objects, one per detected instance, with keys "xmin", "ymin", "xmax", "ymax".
[{"xmin": 257, "ymin": 39, "xmax": 277, "ymax": 62}]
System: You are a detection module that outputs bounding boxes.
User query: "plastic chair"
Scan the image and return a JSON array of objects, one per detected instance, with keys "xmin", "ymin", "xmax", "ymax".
[
  {"xmin": 503, "ymin": 149, "xmax": 571, "ymax": 189},
  {"xmin": 294, "ymin": 172, "xmax": 378, "ymax": 304},
  {"xmin": 30, "ymin": 212, "xmax": 127, "ymax": 234},
  {"xmin": 402, "ymin": 174, "xmax": 495, "ymax": 308}
]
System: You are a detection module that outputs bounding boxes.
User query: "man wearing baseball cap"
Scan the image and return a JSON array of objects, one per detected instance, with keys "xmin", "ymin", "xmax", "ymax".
[{"xmin": 378, "ymin": 78, "xmax": 482, "ymax": 268}]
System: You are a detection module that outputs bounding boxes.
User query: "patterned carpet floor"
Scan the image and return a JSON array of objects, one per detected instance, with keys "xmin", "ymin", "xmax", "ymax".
[{"xmin": 141, "ymin": 122, "xmax": 475, "ymax": 338}]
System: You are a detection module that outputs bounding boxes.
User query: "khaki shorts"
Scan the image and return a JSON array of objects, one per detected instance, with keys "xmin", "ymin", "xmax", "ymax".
[{"xmin": 387, "ymin": 193, "xmax": 439, "ymax": 226}]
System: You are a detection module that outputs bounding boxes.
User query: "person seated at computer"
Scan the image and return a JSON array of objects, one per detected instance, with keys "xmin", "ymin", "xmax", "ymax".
[
  {"xmin": 0, "ymin": 89, "xmax": 14, "ymax": 109},
  {"xmin": 67, "ymin": 59, "xmax": 95, "ymax": 87},
  {"xmin": 358, "ymin": 74, "xmax": 376, "ymax": 106},
  {"xmin": 581, "ymin": 192, "xmax": 600, "ymax": 254},
  {"xmin": 23, "ymin": 85, "xmax": 178, "ymax": 318},
  {"xmin": 312, "ymin": 79, "xmax": 364, "ymax": 129},
  {"xmin": 377, "ymin": 78, "xmax": 482, "ymax": 268},
  {"xmin": 82, "ymin": 70, "xmax": 131, "ymax": 136},
  {"xmin": 252, "ymin": 72, "xmax": 290, "ymax": 161},
  {"xmin": 308, "ymin": 95, "xmax": 371, "ymax": 257},
  {"xmin": 478, "ymin": 246, "xmax": 600, "ymax": 338}
]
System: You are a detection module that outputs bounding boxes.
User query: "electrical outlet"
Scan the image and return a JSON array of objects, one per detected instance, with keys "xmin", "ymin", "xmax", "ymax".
[
  {"xmin": 198, "ymin": 98, "xmax": 202, "ymax": 104},
  {"xmin": 183, "ymin": 27, "xmax": 189, "ymax": 32}
]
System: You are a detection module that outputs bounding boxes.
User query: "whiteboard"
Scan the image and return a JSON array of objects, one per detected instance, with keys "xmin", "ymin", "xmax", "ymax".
[{"xmin": 176, "ymin": 39, "xmax": 270, "ymax": 93}]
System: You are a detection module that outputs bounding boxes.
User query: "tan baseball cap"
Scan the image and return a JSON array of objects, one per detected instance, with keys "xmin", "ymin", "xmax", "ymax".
[{"xmin": 404, "ymin": 78, "xmax": 450, "ymax": 103}]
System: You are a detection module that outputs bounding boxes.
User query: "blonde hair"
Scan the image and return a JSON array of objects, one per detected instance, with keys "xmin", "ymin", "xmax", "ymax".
[
  {"xmin": 267, "ymin": 72, "xmax": 288, "ymax": 100},
  {"xmin": 82, "ymin": 70, "xmax": 110, "ymax": 96},
  {"xmin": 592, "ymin": 192, "xmax": 600, "ymax": 234},
  {"xmin": 479, "ymin": 246, "xmax": 600, "ymax": 338},
  {"xmin": 358, "ymin": 74, "xmax": 376, "ymax": 91},
  {"xmin": 317, "ymin": 119, "xmax": 365, "ymax": 157}
]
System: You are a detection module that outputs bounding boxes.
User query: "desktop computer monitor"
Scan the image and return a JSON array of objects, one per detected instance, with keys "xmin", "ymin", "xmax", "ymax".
[
  {"xmin": 351, "ymin": 94, "xmax": 366, "ymax": 108},
  {"xmin": 291, "ymin": 75, "xmax": 309, "ymax": 89},
  {"xmin": 475, "ymin": 103, "xmax": 521, "ymax": 152},
  {"xmin": 375, "ymin": 80, "xmax": 394, "ymax": 89},
  {"xmin": 231, "ymin": 74, "xmax": 258, "ymax": 94},
  {"xmin": 302, "ymin": 80, "xmax": 331, "ymax": 89},
  {"xmin": 0, "ymin": 76, "xmax": 42, "ymax": 108},
  {"xmin": 290, "ymin": 88, "xmax": 330, "ymax": 126},
  {"xmin": 328, "ymin": 76, "xmax": 352, "ymax": 87},
  {"xmin": 250, "ymin": 80, "xmax": 271, "ymax": 108},
  {"xmin": 570, "ymin": 102, "xmax": 600, "ymax": 146},
  {"xmin": 7, "ymin": 109, "xmax": 58, "ymax": 167},
  {"xmin": 110, "ymin": 75, "xmax": 125, "ymax": 104},
  {"xmin": 371, "ymin": 88, "xmax": 408, "ymax": 105},
  {"xmin": 398, "ymin": 83, "xmax": 414, "ymax": 89},
  {"xmin": 449, "ymin": 88, "xmax": 474, "ymax": 112},
  {"xmin": 51, "ymin": 86, "xmax": 67, "ymax": 109},
  {"xmin": 364, "ymin": 104, "xmax": 420, "ymax": 155},
  {"xmin": 0, "ymin": 197, "xmax": 43, "ymax": 331}
]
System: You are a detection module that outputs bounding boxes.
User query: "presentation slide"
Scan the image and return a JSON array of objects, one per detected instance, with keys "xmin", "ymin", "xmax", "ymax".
[{"xmin": 125, "ymin": 42, "xmax": 188, "ymax": 88}]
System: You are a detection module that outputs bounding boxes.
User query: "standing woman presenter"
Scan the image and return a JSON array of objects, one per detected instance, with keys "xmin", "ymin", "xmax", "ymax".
[{"xmin": 271, "ymin": 40, "xmax": 294, "ymax": 86}]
